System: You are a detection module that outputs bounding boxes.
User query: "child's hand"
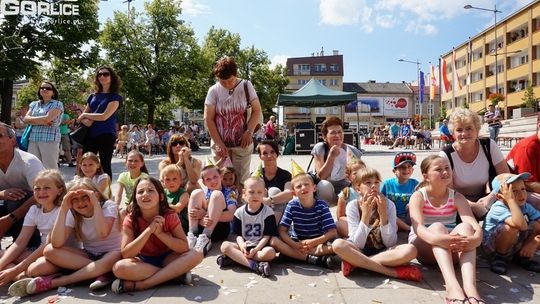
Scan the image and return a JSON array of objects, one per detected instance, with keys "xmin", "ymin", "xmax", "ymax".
[
  {"xmin": 189, "ymin": 206, "xmax": 206, "ymax": 219},
  {"xmin": 445, "ymin": 234, "xmax": 469, "ymax": 252},
  {"xmin": 61, "ymin": 191, "xmax": 76, "ymax": 210},
  {"xmin": 375, "ymin": 193, "xmax": 387, "ymax": 213},
  {"xmin": 499, "ymin": 182, "xmax": 517, "ymax": 206},
  {"xmin": 152, "ymin": 216, "xmax": 164, "ymax": 235},
  {"xmin": 201, "ymin": 215, "xmax": 213, "ymax": 228},
  {"xmin": 78, "ymin": 189, "xmax": 100, "ymax": 206},
  {"xmin": 0, "ymin": 268, "xmax": 17, "ymax": 286},
  {"xmin": 359, "ymin": 195, "xmax": 375, "ymax": 215}
]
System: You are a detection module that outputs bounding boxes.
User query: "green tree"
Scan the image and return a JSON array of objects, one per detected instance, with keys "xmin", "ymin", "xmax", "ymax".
[
  {"xmin": 439, "ymin": 102, "xmax": 447, "ymax": 120},
  {"xmin": 101, "ymin": 0, "xmax": 202, "ymax": 124},
  {"xmin": 0, "ymin": 1, "xmax": 100, "ymax": 123},
  {"xmin": 521, "ymin": 83, "xmax": 536, "ymax": 108}
]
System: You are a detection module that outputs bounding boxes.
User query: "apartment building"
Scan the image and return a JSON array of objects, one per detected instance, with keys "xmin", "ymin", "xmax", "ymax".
[{"xmin": 441, "ymin": 1, "xmax": 540, "ymax": 117}]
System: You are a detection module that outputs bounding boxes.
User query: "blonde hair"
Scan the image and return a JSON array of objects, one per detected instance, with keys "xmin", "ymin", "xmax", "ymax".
[
  {"xmin": 33, "ymin": 170, "xmax": 66, "ymax": 207},
  {"xmin": 291, "ymin": 173, "xmax": 314, "ymax": 188},
  {"xmin": 449, "ymin": 108, "xmax": 481, "ymax": 134},
  {"xmin": 353, "ymin": 167, "xmax": 381, "ymax": 187},
  {"xmin": 342, "ymin": 159, "xmax": 367, "ymax": 200},
  {"xmin": 76, "ymin": 152, "xmax": 104, "ymax": 178},
  {"xmin": 220, "ymin": 166, "xmax": 238, "ymax": 188},
  {"xmin": 243, "ymin": 176, "xmax": 264, "ymax": 188},
  {"xmin": 160, "ymin": 164, "xmax": 187, "ymax": 185},
  {"xmin": 66, "ymin": 178, "xmax": 111, "ymax": 240}
]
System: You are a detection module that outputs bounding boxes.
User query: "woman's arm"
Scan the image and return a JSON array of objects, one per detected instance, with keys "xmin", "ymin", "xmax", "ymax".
[
  {"xmin": 114, "ymin": 183, "xmax": 124, "ymax": 207},
  {"xmin": 181, "ymin": 155, "xmax": 201, "ymax": 185},
  {"xmin": 204, "ymin": 104, "xmax": 227, "ymax": 156},
  {"xmin": 79, "ymin": 101, "xmax": 119, "ymax": 122},
  {"xmin": 24, "ymin": 108, "xmax": 62, "ymax": 126}
]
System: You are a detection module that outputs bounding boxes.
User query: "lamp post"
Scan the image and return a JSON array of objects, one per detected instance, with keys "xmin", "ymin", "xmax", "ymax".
[
  {"xmin": 398, "ymin": 59, "xmax": 421, "ymax": 122},
  {"xmin": 464, "ymin": 4, "xmax": 502, "ymax": 95}
]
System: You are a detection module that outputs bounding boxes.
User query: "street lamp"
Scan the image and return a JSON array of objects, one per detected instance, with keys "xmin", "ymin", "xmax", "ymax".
[
  {"xmin": 464, "ymin": 4, "xmax": 502, "ymax": 95},
  {"xmin": 398, "ymin": 58, "xmax": 421, "ymax": 122}
]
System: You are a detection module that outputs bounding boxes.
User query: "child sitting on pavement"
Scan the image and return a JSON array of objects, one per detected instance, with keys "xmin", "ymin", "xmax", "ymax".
[
  {"xmin": 381, "ymin": 152, "xmax": 419, "ymax": 232},
  {"xmin": 332, "ymin": 167, "xmax": 421, "ymax": 280},
  {"xmin": 160, "ymin": 164, "xmax": 190, "ymax": 234},
  {"xmin": 482, "ymin": 172, "xmax": 540, "ymax": 275},
  {"xmin": 271, "ymin": 165, "xmax": 338, "ymax": 269},
  {"xmin": 217, "ymin": 177, "xmax": 278, "ymax": 277},
  {"xmin": 336, "ymin": 158, "xmax": 366, "ymax": 238},
  {"xmin": 187, "ymin": 165, "xmax": 238, "ymax": 256}
]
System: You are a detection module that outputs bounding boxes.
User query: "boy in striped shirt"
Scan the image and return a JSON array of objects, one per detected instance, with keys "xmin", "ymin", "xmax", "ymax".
[{"xmin": 271, "ymin": 173, "xmax": 338, "ymax": 268}]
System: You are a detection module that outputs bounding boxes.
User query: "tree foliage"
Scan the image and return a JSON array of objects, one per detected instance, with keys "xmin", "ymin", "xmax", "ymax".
[
  {"xmin": 100, "ymin": 0, "xmax": 203, "ymax": 124},
  {"xmin": 0, "ymin": 0, "xmax": 100, "ymax": 123},
  {"xmin": 521, "ymin": 83, "xmax": 536, "ymax": 108}
]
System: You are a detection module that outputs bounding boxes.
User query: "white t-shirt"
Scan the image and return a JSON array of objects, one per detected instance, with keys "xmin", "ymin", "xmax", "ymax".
[
  {"xmin": 66, "ymin": 200, "xmax": 121, "ymax": 254},
  {"xmin": 0, "ymin": 149, "xmax": 44, "ymax": 192},
  {"xmin": 439, "ymin": 138, "xmax": 504, "ymax": 201},
  {"xmin": 23, "ymin": 205, "xmax": 61, "ymax": 245}
]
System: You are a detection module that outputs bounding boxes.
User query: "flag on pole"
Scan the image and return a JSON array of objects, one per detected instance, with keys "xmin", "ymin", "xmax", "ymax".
[
  {"xmin": 452, "ymin": 49, "xmax": 462, "ymax": 91},
  {"xmin": 430, "ymin": 64, "xmax": 437, "ymax": 101},
  {"xmin": 419, "ymin": 70, "xmax": 425, "ymax": 104},
  {"xmin": 466, "ymin": 39, "xmax": 472, "ymax": 86},
  {"xmin": 441, "ymin": 58, "xmax": 451, "ymax": 93}
]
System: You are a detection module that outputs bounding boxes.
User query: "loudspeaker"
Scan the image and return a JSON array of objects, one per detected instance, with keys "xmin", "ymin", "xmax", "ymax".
[
  {"xmin": 315, "ymin": 123, "xmax": 322, "ymax": 133},
  {"xmin": 343, "ymin": 122, "xmax": 350, "ymax": 129},
  {"xmin": 343, "ymin": 131, "xmax": 356, "ymax": 147},
  {"xmin": 316, "ymin": 117, "xmax": 326, "ymax": 123},
  {"xmin": 295, "ymin": 129, "xmax": 316, "ymax": 153}
]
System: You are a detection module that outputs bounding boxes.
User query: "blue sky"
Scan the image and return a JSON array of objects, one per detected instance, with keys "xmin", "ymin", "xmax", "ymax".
[{"xmin": 98, "ymin": 0, "xmax": 533, "ymax": 84}]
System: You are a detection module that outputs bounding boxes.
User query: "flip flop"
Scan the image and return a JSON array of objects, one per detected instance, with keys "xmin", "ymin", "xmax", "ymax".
[
  {"xmin": 444, "ymin": 297, "xmax": 469, "ymax": 304},
  {"xmin": 467, "ymin": 296, "xmax": 486, "ymax": 304}
]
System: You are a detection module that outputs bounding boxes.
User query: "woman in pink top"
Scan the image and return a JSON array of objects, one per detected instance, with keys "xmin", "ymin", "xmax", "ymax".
[
  {"xmin": 409, "ymin": 155, "xmax": 484, "ymax": 304},
  {"xmin": 265, "ymin": 115, "xmax": 276, "ymax": 140}
]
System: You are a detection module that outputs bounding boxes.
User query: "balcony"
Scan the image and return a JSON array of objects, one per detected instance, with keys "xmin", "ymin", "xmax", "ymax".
[
  {"xmin": 292, "ymin": 69, "xmax": 311, "ymax": 76},
  {"xmin": 506, "ymin": 64, "xmax": 528, "ymax": 81},
  {"xmin": 533, "ymin": 59, "xmax": 540, "ymax": 72},
  {"xmin": 506, "ymin": 90, "xmax": 526, "ymax": 107}
]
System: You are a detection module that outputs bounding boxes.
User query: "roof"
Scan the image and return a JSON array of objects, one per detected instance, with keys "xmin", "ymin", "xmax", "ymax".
[
  {"xmin": 343, "ymin": 82, "xmax": 412, "ymax": 94},
  {"xmin": 277, "ymin": 78, "xmax": 356, "ymax": 107}
]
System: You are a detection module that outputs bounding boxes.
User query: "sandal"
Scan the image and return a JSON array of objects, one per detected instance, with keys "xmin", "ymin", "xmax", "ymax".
[
  {"xmin": 490, "ymin": 254, "xmax": 508, "ymax": 275},
  {"xmin": 111, "ymin": 279, "xmax": 136, "ymax": 294},
  {"xmin": 444, "ymin": 297, "xmax": 468, "ymax": 304},
  {"xmin": 513, "ymin": 255, "xmax": 540, "ymax": 273},
  {"xmin": 395, "ymin": 265, "xmax": 422, "ymax": 282},
  {"xmin": 467, "ymin": 296, "xmax": 486, "ymax": 304}
]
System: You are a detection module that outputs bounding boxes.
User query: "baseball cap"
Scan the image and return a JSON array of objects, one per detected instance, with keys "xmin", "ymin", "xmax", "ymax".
[
  {"xmin": 491, "ymin": 172, "xmax": 531, "ymax": 194},
  {"xmin": 393, "ymin": 152, "xmax": 416, "ymax": 169}
]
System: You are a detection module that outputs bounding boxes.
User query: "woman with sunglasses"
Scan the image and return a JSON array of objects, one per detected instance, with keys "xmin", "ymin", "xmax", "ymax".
[
  {"xmin": 77, "ymin": 66, "xmax": 123, "ymax": 178},
  {"xmin": 23, "ymin": 81, "xmax": 64, "ymax": 169},
  {"xmin": 159, "ymin": 134, "xmax": 202, "ymax": 193}
]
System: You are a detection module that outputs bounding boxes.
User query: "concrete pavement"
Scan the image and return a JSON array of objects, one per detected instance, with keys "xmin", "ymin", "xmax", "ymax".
[{"xmin": 1, "ymin": 144, "xmax": 538, "ymax": 303}]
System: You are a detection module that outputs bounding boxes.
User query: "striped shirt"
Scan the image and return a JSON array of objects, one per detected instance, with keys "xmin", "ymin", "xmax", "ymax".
[
  {"xmin": 419, "ymin": 187, "xmax": 457, "ymax": 230},
  {"xmin": 280, "ymin": 198, "xmax": 336, "ymax": 240},
  {"xmin": 28, "ymin": 99, "xmax": 63, "ymax": 142}
]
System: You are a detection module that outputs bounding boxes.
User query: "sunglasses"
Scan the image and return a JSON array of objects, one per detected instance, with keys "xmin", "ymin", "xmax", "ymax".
[
  {"xmin": 171, "ymin": 140, "xmax": 186, "ymax": 147},
  {"xmin": 394, "ymin": 152, "xmax": 416, "ymax": 167},
  {"xmin": 97, "ymin": 72, "xmax": 111, "ymax": 77},
  {"xmin": 40, "ymin": 87, "xmax": 53, "ymax": 91}
]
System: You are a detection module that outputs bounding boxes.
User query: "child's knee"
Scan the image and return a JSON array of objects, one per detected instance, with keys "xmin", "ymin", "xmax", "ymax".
[
  {"xmin": 42, "ymin": 243, "xmax": 55, "ymax": 258},
  {"xmin": 455, "ymin": 222, "xmax": 475, "ymax": 236},
  {"xmin": 220, "ymin": 241, "xmax": 234, "ymax": 253},
  {"xmin": 331, "ymin": 238, "xmax": 348, "ymax": 253}
]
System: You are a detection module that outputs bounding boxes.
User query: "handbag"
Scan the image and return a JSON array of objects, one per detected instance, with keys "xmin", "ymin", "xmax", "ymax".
[
  {"xmin": 20, "ymin": 125, "xmax": 32, "ymax": 150},
  {"xmin": 69, "ymin": 124, "xmax": 89, "ymax": 145}
]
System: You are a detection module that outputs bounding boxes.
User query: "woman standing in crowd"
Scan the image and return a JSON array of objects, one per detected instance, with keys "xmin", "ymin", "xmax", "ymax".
[
  {"xmin": 24, "ymin": 82, "xmax": 63, "ymax": 169},
  {"xmin": 78, "ymin": 66, "xmax": 123, "ymax": 178},
  {"xmin": 439, "ymin": 108, "xmax": 509, "ymax": 219}
]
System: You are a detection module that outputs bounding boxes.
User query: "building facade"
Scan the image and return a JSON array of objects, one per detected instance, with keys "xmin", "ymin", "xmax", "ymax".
[{"xmin": 441, "ymin": 1, "xmax": 540, "ymax": 117}]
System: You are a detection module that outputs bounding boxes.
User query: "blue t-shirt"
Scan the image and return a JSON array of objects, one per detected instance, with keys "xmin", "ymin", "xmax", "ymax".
[
  {"xmin": 400, "ymin": 124, "xmax": 411, "ymax": 137},
  {"xmin": 279, "ymin": 198, "xmax": 336, "ymax": 240},
  {"xmin": 439, "ymin": 124, "xmax": 452, "ymax": 137},
  {"xmin": 483, "ymin": 200, "xmax": 540, "ymax": 233},
  {"xmin": 380, "ymin": 177, "xmax": 419, "ymax": 217},
  {"xmin": 87, "ymin": 93, "xmax": 123, "ymax": 137},
  {"xmin": 205, "ymin": 186, "xmax": 237, "ymax": 208}
]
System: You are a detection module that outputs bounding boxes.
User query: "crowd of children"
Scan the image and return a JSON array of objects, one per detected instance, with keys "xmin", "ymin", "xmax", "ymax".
[{"xmin": 2, "ymin": 144, "xmax": 540, "ymax": 304}]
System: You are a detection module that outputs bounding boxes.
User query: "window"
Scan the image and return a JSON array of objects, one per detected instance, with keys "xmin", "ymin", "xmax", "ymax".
[
  {"xmin": 315, "ymin": 64, "xmax": 326, "ymax": 72},
  {"xmin": 318, "ymin": 79, "xmax": 326, "ymax": 86},
  {"xmin": 331, "ymin": 106, "xmax": 339, "ymax": 114},
  {"xmin": 415, "ymin": 104, "xmax": 420, "ymax": 115},
  {"xmin": 330, "ymin": 79, "xmax": 338, "ymax": 86},
  {"xmin": 314, "ymin": 107, "xmax": 326, "ymax": 114},
  {"xmin": 329, "ymin": 64, "xmax": 338, "ymax": 72},
  {"xmin": 297, "ymin": 79, "xmax": 308, "ymax": 85},
  {"xmin": 427, "ymin": 104, "xmax": 434, "ymax": 116}
]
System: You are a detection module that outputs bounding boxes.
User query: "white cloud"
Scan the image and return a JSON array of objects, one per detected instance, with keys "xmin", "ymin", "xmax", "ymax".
[
  {"xmin": 375, "ymin": 14, "xmax": 395, "ymax": 28},
  {"xmin": 270, "ymin": 55, "xmax": 289, "ymax": 69},
  {"xmin": 405, "ymin": 21, "xmax": 438, "ymax": 35},
  {"xmin": 180, "ymin": 0, "xmax": 210, "ymax": 16},
  {"xmin": 319, "ymin": 0, "xmax": 369, "ymax": 26}
]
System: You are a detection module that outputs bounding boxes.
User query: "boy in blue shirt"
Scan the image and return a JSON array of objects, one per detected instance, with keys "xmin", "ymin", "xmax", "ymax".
[
  {"xmin": 483, "ymin": 173, "xmax": 540, "ymax": 275},
  {"xmin": 380, "ymin": 152, "xmax": 419, "ymax": 231},
  {"xmin": 271, "ymin": 173, "xmax": 338, "ymax": 269}
]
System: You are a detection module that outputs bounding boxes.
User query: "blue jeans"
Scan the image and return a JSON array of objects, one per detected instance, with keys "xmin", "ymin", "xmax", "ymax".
[{"xmin": 489, "ymin": 126, "xmax": 500, "ymax": 142}]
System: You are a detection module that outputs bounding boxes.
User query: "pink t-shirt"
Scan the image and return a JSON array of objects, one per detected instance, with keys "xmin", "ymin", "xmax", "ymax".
[
  {"xmin": 265, "ymin": 120, "xmax": 275, "ymax": 137},
  {"xmin": 123, "ymin": 211, "xmax": 180, "ymax": 256}
]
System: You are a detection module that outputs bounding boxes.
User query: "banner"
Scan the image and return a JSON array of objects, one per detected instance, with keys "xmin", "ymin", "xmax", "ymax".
[
  {"xmin": 383, "ymin": 97, "xmax": 409, "ymax": 117},
  {"xmin": 430, "ymin": 64, "xmax": 437, "ymax": 101},
  {"xmin": 452, "ymin": 49, "xmax": 462, "ymax": 91},
  {"xmin": 441, "ymin": 58, "xmax": 450, "ymax": 93},
  {"xmin": 419, "ymin": 70, "xmax": 425, "ymax": 104},
  {"xmin": 345, "ymin": 98, "xmax": 383, "ymax": 116}
]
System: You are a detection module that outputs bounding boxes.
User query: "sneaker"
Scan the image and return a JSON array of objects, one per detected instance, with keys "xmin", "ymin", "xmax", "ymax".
[
  {"xmin": 26, "ymin": 275, "xmax": 55, "ymax": 295},
  {"xmin": 89, "ymin": 273, "xmax": 114, "ymax": 290},
  {"xmin": 194, "ymin": 234, "xmax": 212, "ymax": 256},
  {"xmin": 111, "ymin": 279, "xmax": 124, "ymax": 294},
  {"xmin": 395, "ymin": 265, "xmax": 423, "ymax": 282},
  {"xmin": 8, "ymin": 278, "xmax": 32, "ymax": 297},
  {"xmin": 513, "ymin": 255, "xmax": 540, "ymax": 273},
  {"xmin": 178, "ymin": 271, "xmax": 192, "ymax": 285},
  {"xmin": 255, "ymin": 262, "xmax": 271, "ymax": 278},
  {"xmin": 216, "ymin": 254, "xmax": 234, "ymax": 268},
  {"xmin": 490, "ymin": 254, "xmax": 508, "ymax": 275},
  {"xmin": 187, "ymin": 232, "xmax": 197, "ymax": 249},
  {"xmin": 341, "ymin": 260, "xmax": 355, "ymax": 277}
]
